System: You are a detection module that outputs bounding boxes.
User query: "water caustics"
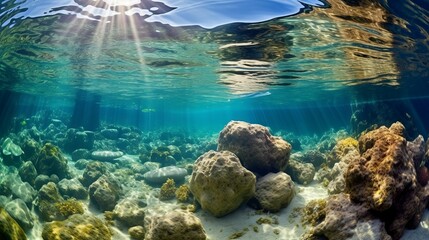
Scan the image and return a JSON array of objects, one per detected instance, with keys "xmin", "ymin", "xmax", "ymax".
[{"xmin": 0, "ymin": 0, "xmax": 428, "ymax": 108}]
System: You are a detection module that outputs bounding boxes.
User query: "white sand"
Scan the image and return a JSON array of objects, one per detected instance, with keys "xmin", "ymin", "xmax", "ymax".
[{"xmin": 195, "ymin": 183, "xmax": 328, "ymax": 240}]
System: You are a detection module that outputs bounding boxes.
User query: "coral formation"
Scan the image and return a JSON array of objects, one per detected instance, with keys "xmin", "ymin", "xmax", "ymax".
[
  {"xmin": 55, "ymin": 198, "xmax": 84, "ymax": 217},
  {"xmin": 345, "ymin": 122, "xmax": 428, "ymax": 239},
  {"xmin": 175, "ymin": 184, "xmax": 191, "ymax": 202},
  {"xmin": 159, "ymin": 178, "xmax": 176, "ymax": 200}
]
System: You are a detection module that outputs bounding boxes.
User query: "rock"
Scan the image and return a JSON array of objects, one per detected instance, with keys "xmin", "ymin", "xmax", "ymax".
[
  {"xmin": 113, "ymin": 198, "xmax": 146, "ymax": 227},
  {"xmin": 42, "ymin": 214, "xmax": 111, "ymax": 240},
  {"xmin": 145, "ymin": 210, "xmax": 206, "ymax": 240},
  {"xmin": 21, "ymin": 138, "xmax": 40, "ymax": 164},
  {"xmin": 189, "ymin": 150, "xmax": 256, "ymax": 217},
  {"xmin": 301, "ymin": 150, "xmax": 326, "ymax": 168},
  {"xmin": 71, "ymin": 149, "xmax": 91, "ymax": 161},
  {"xmin": 285, "ymin": 158, "xmax": 315, "ymax": 185},
  {"xmin": 64, "ymin": 128, "xmax": 95, "ymax": 152},
  {"xmin": 101, "ymin": 128, "xmax": 119, "ymax": 140},
  {"xmin": 91, "ymin": 150, "xmax": 124, "ymax": 161},
  {"xmin": 89, "ymin": 174, "xmax": 122, "ymax": 211},
  {"xmin": 80, "ymin": 161, "xmax": 107, "ymax": 187},
  {"xmin": 18, "ymin": 161, "xmax": 38, "ymax": 186},
  {"xmin": 1, "ymin": 138, "xmax": 24, "ymax": 167},
  {"xmin": 345, "ymin": 122, "xmax": 424, "ymax": 239},
  {"xmin": 129, "ymin": 226, "xmax": 145, "ymax": 240},
  {"xmin": 75, "ymin": 159, "xmax": 90, "ymax": 170},
  {"xmin": 327, "ymin": 137, "xmax": 359, "ymax": 167},
  {"xmin": 5, "ymin": 198, "xmax": 34, "ymax": 230},
  {"xmin": 37, "ymin": 182, "xmax": 64, "ymax": 221},
  {"xmin": 150, "ymin": 146, "xmax": 181, "ymax": 167},
  {"xmin": 327, "ymin": 149, "xmax": 361, "ymax": 195},
  {"xmin": 10, "ymin": 181, "xmax": 36, "ymax": 207},
  {"xmin": 1, "ymin": 138, "xmax": 24, "ymax": 157},
  {"xmin": 0, "ymin": 207, "xmax": 27, "ymax": 240},
  {"xmin": 217, "ymin": 121, "xmax": 292, "ymax": 174},
  {"xmin": 58, "ymin": 178, "xmax": 88, "ymax": 199},
  {"xmin": 34, "ymin": 174, "xmax": 59, "ymax": 190},
  {"xmin": 131, "ymin": 162, "xmax": 159, "ymax": 175},
  {"xmin": 143, "ymin": 166, "xmax": 187, "ymax": 185},
  {"xmin": 303, "ymin": 193, "xmax": 390, "ymax": 240},
  {"xmin": 253, "ymin": 172, "xmax": 295, "ymax": 212},
  {"xmin": 35, "ymin": 143, "xmax": 69, "ymax": 179},
  {"xmin": 407, "ymin": 135, "xmax": 425, "ymax": 168}
]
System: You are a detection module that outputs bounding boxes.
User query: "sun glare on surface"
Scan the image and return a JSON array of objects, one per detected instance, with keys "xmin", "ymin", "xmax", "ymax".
[{"xmin": 101, "ymin": 0, "xmax": 141, "ymax": 6}]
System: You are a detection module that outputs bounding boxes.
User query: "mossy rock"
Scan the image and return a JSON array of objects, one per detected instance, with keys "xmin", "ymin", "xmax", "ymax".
[
  {"xmin": 0, "ymin": 207, "xmax": 27, "ymax": 240},
  {"xmin": 35, "ymin": 143, "xmax": 69, "ymax": 179},
  {"xmin": 159, "ymin": 178, "xmax": 176, "ymax": 201},
  {"xmin": 42, "ymin": 214, "xmax": 112, "ymax": 240}
]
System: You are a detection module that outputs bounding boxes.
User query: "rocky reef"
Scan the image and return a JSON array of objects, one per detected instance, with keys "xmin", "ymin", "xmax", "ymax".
[{"xmin": 0, "ymin": 114, "xmax": 428, "ymax": 240}]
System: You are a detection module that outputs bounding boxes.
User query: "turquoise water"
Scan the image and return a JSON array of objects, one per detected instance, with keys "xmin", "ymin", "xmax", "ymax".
[
  {"xmin": 1, "ymin": 0, "xmax": 428, "ymax": 135},
  {"xmin": 1, "ymin": 0, "xmax": 429, "ymax": 239}
]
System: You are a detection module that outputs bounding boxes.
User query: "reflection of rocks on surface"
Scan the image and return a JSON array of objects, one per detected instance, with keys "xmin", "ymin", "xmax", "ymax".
[
  {"xmin": 190, "ymin": 150, "xmax": 256, "ymax": 217},
  {"xmin": 218, "ymin": 120, "xmax": 291, "ymax": 175}
]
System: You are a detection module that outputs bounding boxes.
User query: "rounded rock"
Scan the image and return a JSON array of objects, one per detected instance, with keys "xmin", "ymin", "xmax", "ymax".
[
  {"xmin": 189, "ymin": 150, "xmax": 256, "ymax": 217},
  {"xmin": 217, "ymin": 121, "xmax": 292, "ymax": 175}
]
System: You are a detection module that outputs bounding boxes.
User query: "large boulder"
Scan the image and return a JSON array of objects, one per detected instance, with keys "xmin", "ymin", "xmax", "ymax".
[
  {"xmin": 35, "ymin": 143, "xmax": 69, "ymax": 179},
  {"xmin": 89, "ymin": 175, "xmax": 122, "ymax": 211},
  {"xmin": 189, "ymin": 150, "xmax": 256, "ymax": 217},
  {"xmin": 42, "ymin": 214, "xmax": 111, "ymax": 240},
  {"xmin": 0, "ymin": 207, "xmax": 27, "ymax": 240},
  {"xmin": 145, "ymin": 211, "xmax": 206, "ymax": 240},
  {"xmin": 345, "ymin": 122, "xmax": 427, "ymax": 239},
  {"xmin": 253, "ymin": 172, "xmax": 295, "ymax": 212},
  {"xmin": 217, "ymin": 121, "xmax": 291, "ymax": 174}
]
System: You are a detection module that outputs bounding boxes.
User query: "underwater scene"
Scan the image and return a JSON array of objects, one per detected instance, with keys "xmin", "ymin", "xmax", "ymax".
[{"xmin": 1, "ymin": 0, "xmax": 429, "ymax": 239}]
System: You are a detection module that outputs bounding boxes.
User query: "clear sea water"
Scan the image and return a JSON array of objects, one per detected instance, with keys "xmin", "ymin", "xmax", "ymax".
[
  {"xmin": 1, "ymin": 0, "xmax": 429, "ymax": 239},
  {"xmin": 1, "ymin": 0, "xmax": 427, "ymax": 136}
]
